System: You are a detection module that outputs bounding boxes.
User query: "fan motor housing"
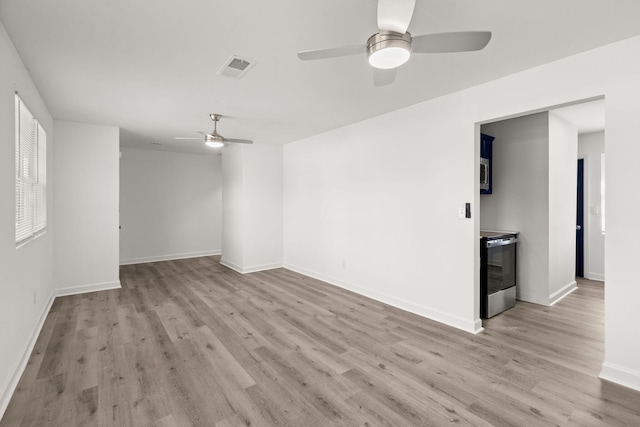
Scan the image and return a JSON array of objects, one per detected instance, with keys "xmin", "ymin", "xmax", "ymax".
[{"xmin": 367, "ymin": 31, "xmax": 412, "ymax": 69}]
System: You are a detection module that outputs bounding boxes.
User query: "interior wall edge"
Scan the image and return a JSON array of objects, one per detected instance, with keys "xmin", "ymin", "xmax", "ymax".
[{"xmin": 283, "ymin": 263, "xmax": 483, "ymax": 334}]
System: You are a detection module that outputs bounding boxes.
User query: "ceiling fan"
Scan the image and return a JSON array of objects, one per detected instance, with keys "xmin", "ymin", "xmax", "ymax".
[
  {"xmin": 175, "ymin": 114, "xmax": 254, "ymax": 148},
  {"xmin": 297, "ymin": 0, "xmax": 491, "ymax": 86}
]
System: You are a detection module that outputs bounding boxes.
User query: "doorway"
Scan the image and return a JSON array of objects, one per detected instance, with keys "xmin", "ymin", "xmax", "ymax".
[
  {"xmin": 576, "ymin": 158, "xmax": 584, "ymax": 277},
  {"xmin": 477, "ymin": 98, "xmax": 605, "ymax": 322}
]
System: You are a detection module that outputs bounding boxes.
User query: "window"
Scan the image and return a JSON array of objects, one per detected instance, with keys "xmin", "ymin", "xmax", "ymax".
[{"xmin": 15, "ymin": 93, "xmax": 47, "ymax": 246}]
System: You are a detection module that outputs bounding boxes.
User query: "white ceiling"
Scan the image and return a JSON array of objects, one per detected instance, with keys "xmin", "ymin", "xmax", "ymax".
[
  {"xmin": 551, "ymin": 99, "xmax": 605, "ymax": 135},
  {"xmin": 1, "ymin": 1, "xmax": 637, "ymax": 155}
]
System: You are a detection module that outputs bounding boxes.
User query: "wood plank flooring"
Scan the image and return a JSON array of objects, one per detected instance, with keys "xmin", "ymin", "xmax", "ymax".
[{"xmin": 2, "ymin": 257, "xmax": 639, "ymax": 426}]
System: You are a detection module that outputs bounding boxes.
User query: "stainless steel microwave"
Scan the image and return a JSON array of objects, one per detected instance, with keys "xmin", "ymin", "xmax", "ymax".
[{"xmin": 480, "ymin": 157, "xmax": 490, "ymax": 191}]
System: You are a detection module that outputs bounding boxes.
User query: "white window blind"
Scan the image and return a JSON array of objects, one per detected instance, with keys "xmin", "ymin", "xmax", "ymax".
[{"xmin": 15, "ymin": 93, "xmax": 47, "ymax": 245}]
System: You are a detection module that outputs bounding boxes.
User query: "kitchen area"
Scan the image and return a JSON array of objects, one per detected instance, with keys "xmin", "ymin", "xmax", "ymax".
[
  {"xmin": 478, "ymin": 110, "xmax": 582, "ymax": 320},
  {"xmin": 479, "ymin": 132, "xmax": 519, "ymax": 318}
]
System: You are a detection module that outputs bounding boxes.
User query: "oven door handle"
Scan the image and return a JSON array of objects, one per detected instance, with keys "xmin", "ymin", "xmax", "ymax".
[{"xmin": 486, "ymin": 237, "xmax": 517, "ymax": 248}]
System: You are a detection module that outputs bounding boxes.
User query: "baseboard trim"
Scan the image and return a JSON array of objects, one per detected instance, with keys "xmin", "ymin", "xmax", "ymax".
[
  {"xmin": 220, "ymin": 259, "xmax": 283, "ymax": 274},
  {"xmin": 119, "ymin": 250, "xmax": 221, "ymax": 266},
  {"xmin": 219, "ymin": 258, "xmax": 243, "ymax": 273},
  {"xmin": 471, "ymin": 320, "xmax": 484, "ymax": 335},
  {"xmin": 587, "ymin": 272, "xmax": 605, "ymax": 282},
  {"xmin": 242, "ymin": 263, "xmax": 283, "ymax": 274},
  {"xmin": 549, "ymin": 281, "xmax": 578, "ymax": 306},
  {"xmin": 283, "ymin": 263, "xmax": 481, "ymax": 334},
  {"xmin": 54, "ymin": 280, "xmax": 122, "ymax": 298},
  {"xmin": 0, "ymin": 289, "xmax": 55, "ymax": 420},
  {"xmin": 515, "ymin": 290, "xmax": 549, "ymax": 306},
  {"xmin": 600, "ymin": 362, "xmax": 640, "ymax": 392},
  {"xmin": 518, "ymin": 281, "xmax": 577, "ymax": 307}
]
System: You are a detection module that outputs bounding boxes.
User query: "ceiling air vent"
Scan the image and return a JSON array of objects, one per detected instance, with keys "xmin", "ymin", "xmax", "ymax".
[{"xmin": 217, "ymin": 55, "xmax": 256, "ymax": 79}]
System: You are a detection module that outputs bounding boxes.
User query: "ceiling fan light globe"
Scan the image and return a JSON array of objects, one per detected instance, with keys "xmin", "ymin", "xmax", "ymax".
[
  {"xmin": 205, "ymin": 140, "xmax": 224, "ymax": 148},
  {"xmin": 205, "ymin": 133, "xmax": 225, "ymax": 148},
  {"xmin": 368, "ymin": 46, "xmax": 410, "ymax": 69}
]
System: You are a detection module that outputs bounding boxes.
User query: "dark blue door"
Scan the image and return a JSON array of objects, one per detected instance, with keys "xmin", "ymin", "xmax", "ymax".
[{"xmin": 576, "ymin": 159, "xmax": 584, "ymax": 277}]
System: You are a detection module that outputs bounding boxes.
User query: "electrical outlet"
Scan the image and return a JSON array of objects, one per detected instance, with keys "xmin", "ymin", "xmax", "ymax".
[
  {"xmin": 458, "ymin": 207, "xmax": 465, "ymax": 219},
  {"xmin": 341, "ymin": 259, "xmax": 347, "ymax": 269}
]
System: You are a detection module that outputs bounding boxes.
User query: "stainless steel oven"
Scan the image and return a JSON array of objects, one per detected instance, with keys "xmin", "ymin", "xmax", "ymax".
[{"xmin": 481, "ymin": 234, "xmax": 517, "ymax": 318}]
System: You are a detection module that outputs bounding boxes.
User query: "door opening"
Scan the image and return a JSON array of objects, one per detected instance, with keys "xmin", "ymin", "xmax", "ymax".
[{"xmin": 576, "ymin": 158, "xmax": 584, "ymax": 277}]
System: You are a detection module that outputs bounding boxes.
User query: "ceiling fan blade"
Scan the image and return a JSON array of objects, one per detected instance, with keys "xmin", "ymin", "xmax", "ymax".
[
  {"xmin": 195, "ymin": 130, "xmax": 211, "ymax": 136},
  {"xmin": 298, "ymin": 44, "xmax": 365, "ymax": 61},
  {"xmin": 225, "ymin": 138, "xmax": 253, "ymax": 144},
  {"xmin": 411, "ymin": 31, "xmax": 492, "ymax": 53},
  {"xmin": 377, "ymin": 0, "xmax": 415, "ymax": 33},
  {"xmin": 175, "ymin": 137, "xmax": 201, "ymax": 140},
  {"xmin": 373, "ymin": 68, "xmax": 397, "ymax": 87}
]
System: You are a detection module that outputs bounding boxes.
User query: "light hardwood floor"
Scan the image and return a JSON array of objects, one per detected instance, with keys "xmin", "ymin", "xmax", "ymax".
[{"xmin": 2, "ymin": 257, "xmax": 639, "ymax": 426}]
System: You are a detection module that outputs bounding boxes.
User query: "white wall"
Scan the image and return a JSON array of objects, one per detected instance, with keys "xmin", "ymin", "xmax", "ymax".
[
  {"xmin": 285, "ymin": 101, "xmax": 480, "ymax": 332},
  {"xmin": 284, "ymin": 35, "xmax": 640, "ymax": 390},
  {"xmin": 603, "ymin": 80, "xmax": 640, "ymax": 390},
  {"xmin": 53, "ymin": 121, "xmax": 120, "ymax": 294},
  {"xmin": 481, "ymin": 113, "xmax": 551, "ymax": 304},
  {"xmin": 548, "ymin": 113, "xmax": 578, "ymax": 298},
  {"xmin": 0, "ymin": 22, "xmax": 56, "ymax": 417},
  {"xmin": 578, "ymin": 131, "xmax": 605, "ymax": 281},
  {"xmin": 221, "ymin": 143, "xmax": 283, "ymax": 273},
  {"xmin": 221, "ymin": 144, "xmax": 245, "ymax": 270},
  {"xmin": 119, "ymin": 148, "xmax": 222, "ymax": 264},
  {"xmin": 242, "ymin": 143, "xmax": 284, "ymax": 270}
]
